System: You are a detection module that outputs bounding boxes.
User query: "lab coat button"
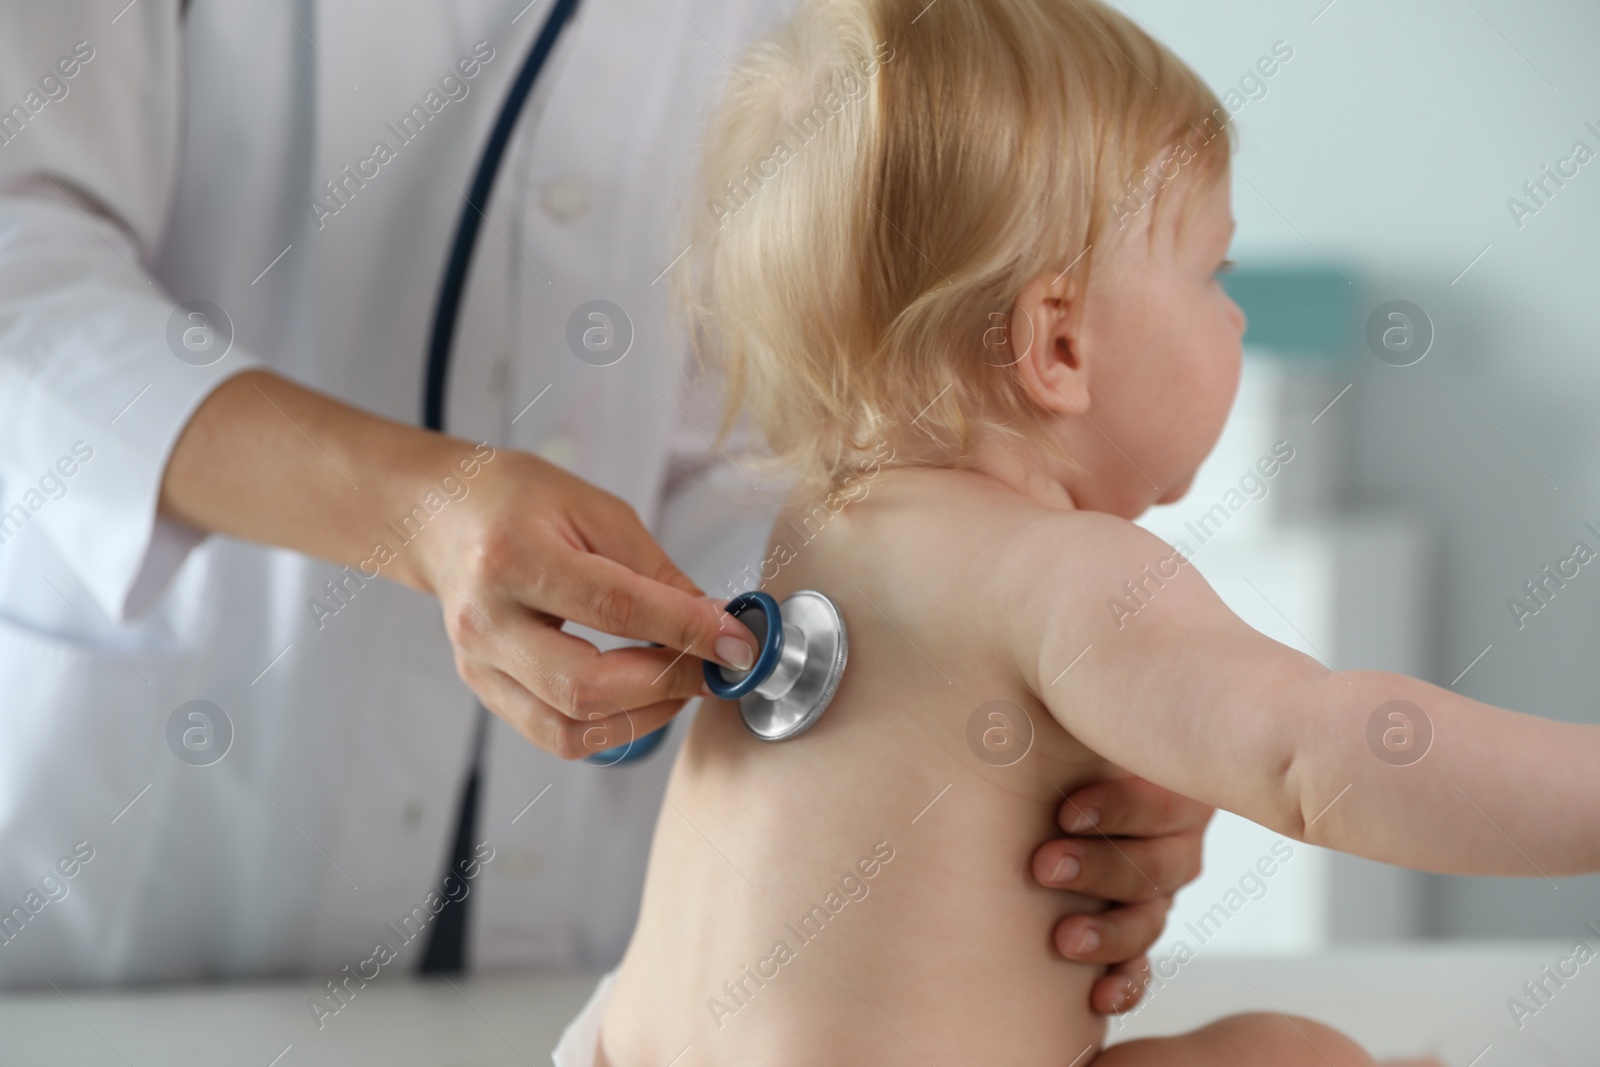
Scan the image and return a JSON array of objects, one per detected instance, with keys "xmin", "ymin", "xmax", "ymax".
[
  {"xmin": 540, "ymin": 178, "xmax": 592, "ymax": 223},
  {"xmin": 536, "ymin": 434, "xmax": 574, "ymax": 469},
  {"xmin": 504, "ymin": 851, "xmax": 543, "ymax": 877}
]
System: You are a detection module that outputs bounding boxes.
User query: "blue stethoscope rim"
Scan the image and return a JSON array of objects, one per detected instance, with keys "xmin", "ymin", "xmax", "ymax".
[
  {"xmin": 588, "ymin": 589, "xmax": 801, "ymax": 761},
  {"xmin": 585, "ymin": 719, "xmax": 671, "ymax": 765},
  {"xmin": 587, "ymin": 590, "xmax": 787, "ymax": 763},
  {"xmin": 702, "ymin": 591, "xmax": 785, "ymax": 700}
]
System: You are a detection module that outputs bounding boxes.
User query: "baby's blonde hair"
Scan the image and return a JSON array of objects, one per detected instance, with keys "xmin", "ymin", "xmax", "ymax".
[{"xmin": 677, "ymin": 0, "xmax": 1235, "ymax": 495}]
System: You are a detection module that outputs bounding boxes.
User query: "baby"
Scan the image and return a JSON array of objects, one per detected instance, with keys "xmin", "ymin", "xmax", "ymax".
[{"xmin": 557, "ymin": 0, "xmax": 1600, "ymax": 1063}]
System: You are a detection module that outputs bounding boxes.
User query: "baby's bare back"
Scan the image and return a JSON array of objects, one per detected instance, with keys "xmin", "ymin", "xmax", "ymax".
[{"xmin": 601, "ymin": 469, "xmax": 1123, "ymax": 1067}]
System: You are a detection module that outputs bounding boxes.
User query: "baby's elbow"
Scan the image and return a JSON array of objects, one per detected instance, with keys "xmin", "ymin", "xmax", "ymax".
[
  {"xmin": 1271, "ymin": 747, "xmax": 1312, "ymax": 844},
  {"xmin": 1263, "ymin": 667, "xmax": 1349, "ymax": 845}
]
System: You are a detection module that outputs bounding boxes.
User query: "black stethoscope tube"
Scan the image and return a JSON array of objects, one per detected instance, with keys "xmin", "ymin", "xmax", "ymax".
[
  {"xmin": 419, "ymin": 0, "xmax": 589, "ymax": 975},
  {"xmin": 424, "ymin": 0, "xmax": 585, "ymax": 432}
]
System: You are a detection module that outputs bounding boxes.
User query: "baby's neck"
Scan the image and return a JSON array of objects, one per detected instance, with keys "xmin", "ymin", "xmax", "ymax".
[{"xmin": 959, "ymin": 433, "xmax": 1080, "ymax": 513}]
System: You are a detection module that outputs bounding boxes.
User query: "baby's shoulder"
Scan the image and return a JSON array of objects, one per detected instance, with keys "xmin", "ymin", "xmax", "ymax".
[
  {"xmin": 829, "ymin": 466, "xmax": 1168, "ymax": 563},
  {"xmin": 777, "ymin": 466, "xmax": 1181, "ymax": 622}
]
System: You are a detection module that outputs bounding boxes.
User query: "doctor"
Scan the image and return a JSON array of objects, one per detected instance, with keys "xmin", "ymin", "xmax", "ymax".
[{"xmin": 0, "ymin": 0, "xmax": 1210, "ymax": 1015}]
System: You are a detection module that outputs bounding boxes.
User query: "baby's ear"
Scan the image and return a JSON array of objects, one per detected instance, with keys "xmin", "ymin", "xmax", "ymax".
[{"xmin": 1008, "ymin": 269, "xmax": 1092, "ymax": 417}]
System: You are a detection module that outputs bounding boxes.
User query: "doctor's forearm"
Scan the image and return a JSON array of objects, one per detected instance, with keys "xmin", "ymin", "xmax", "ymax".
[{"xmin": 160, "ymin": 369, "xmax": 478, "ymax": 593}]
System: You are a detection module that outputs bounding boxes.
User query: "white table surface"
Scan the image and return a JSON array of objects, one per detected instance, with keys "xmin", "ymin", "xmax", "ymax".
[{"xmin": 2, "ymin": 944, "xmax": 1595, "ymax": 1065}]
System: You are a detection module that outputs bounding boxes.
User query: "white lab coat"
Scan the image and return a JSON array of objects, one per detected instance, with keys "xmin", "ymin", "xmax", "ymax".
[{"xmin": 0, "ymin": 0, "xmax": 789, "ymax": 986}]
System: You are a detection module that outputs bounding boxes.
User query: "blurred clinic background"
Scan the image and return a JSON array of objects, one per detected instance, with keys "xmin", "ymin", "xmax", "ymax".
[
  {"xmin": 1120, "ymin": 0, "xmax": 1600, "ymax": 954},
  {"xmin": 3, "ymin": 1, "xmax": 1599, "ymax": 1064}
]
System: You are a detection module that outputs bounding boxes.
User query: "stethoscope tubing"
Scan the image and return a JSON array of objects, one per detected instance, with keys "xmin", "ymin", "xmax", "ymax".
[{"xmin": 424, "ymin": 0, "xmax": 586, "ymax": 432}]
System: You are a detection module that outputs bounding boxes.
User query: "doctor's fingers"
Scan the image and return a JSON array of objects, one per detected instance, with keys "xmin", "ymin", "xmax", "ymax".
[
  {"xmin": 1056, "ymin": 776, "xmax": 1215, "ymax": 839},
  {"xmin": 1033, "ymin": 831, "xmax": 1200, "ymax": 904},
  {"xmin": 1091, "ymin": 954, "xmax": 1154, "ymax": 1015},
  {"xmin": 459, "ymin": 661, "xmax": 683, "ymax": 761},
  {"xmin": 568, "ymin": 489, "xmax": 709, "ymax": 603},
  {"xmin": 1055, "ymin": 897, "xmax": 1172, "ymax": 969},
  {"xmin": 521, "ymin": 544, "xmax": 759, "ymax": 672},
  {"xmin": 448, "ymin": 601, "xmax": 709, "ymax": 714}
]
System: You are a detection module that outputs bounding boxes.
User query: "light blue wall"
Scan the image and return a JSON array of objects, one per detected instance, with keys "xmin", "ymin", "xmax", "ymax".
[{"xmin": 1112, "ymin": 0, "xmax": 1600, "ymax": 938}]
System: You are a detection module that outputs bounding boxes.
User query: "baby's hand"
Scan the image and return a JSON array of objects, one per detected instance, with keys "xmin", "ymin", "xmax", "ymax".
[{"xmin": 1031, "ymin": 775, "xmax": 1213, "ymax": 1014}]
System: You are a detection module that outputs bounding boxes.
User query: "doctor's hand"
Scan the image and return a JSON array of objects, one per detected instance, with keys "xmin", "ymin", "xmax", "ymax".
[
  {"xmin": 412, "ymin": 448, "xmax": 760, "ymax": 759},
  {"xmin": 161, "ymin": 371, "xmax": 759, "ymax": 761},
  {"xmin": 1032, "ymin": 775, "xmax": 1213, "ymax": 1015}
]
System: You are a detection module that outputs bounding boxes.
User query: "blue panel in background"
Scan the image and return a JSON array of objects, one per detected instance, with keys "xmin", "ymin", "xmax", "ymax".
[{"xmin": 1223, "ymin": 265, "xmax": 1360, "ymax": 360}]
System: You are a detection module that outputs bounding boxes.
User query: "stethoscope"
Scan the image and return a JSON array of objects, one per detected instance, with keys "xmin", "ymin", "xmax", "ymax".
[{"xmin": 424, "ymin": 0, "xmax": 849, "ymax": 764}]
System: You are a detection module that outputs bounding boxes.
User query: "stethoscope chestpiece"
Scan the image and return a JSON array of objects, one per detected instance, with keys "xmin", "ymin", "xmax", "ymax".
[{"xmin": 703, "ymin": 590, "xmax": 849, "ymax": 742}]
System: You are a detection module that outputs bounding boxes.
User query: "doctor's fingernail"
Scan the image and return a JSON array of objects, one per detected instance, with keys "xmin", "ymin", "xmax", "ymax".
[
  {"xmin": 1067, "ymin": 807, "xmax": 1100, "ymax": 833},
  {"xmin": 715, "ymin": 635, "xmax": 755, "ymax": 671},
  {"xmin": 1049, "ymin": 853, "xmax": 1080, "ymax": 884},
  {"xmin": 1063, "ymin": 926, "xmax": 1099, "ymax": 956}
]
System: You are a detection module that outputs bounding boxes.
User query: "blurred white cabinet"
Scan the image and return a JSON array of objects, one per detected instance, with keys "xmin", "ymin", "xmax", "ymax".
[{"xmin": 1137, "ymin": 353, "xmax": 1433, "ymax": 956}]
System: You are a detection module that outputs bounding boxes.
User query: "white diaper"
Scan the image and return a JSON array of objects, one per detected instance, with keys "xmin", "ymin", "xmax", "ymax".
[{"xmin": 551, "ymin": 969, "xmax": 619, "ymax": 1067}]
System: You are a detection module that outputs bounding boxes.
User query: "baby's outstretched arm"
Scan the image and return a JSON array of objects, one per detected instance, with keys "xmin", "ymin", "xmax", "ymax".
[{"xmin": 1006, "ymin": 513, "xmax": 1599, "ymax": 877}]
